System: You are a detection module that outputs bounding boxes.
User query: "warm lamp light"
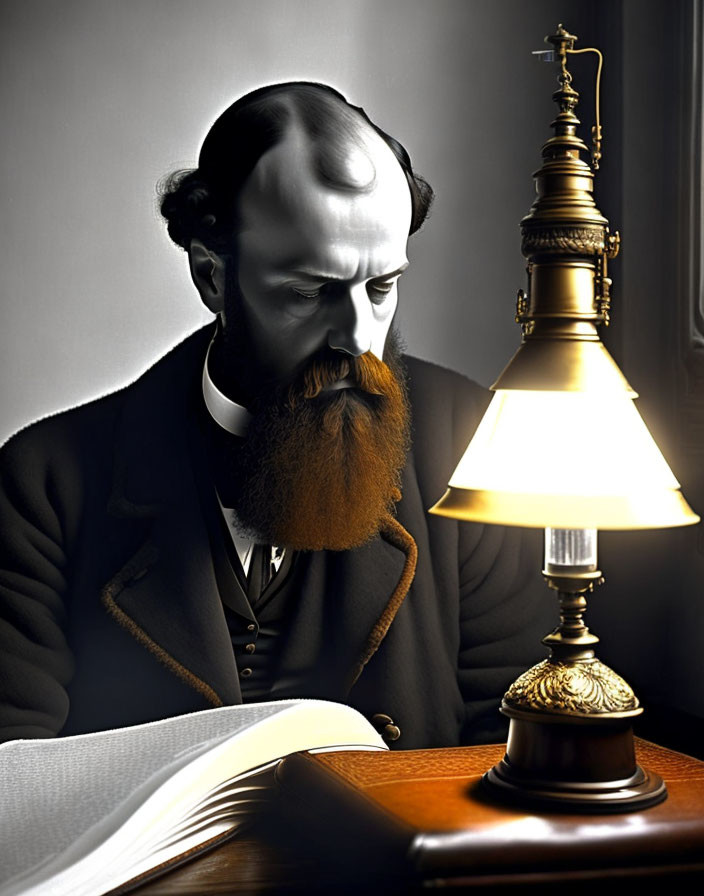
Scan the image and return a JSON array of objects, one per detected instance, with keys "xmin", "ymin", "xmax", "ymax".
[
  {"xmin": 431, "ymin": 25, "xmax": 699, "ymax": 811},
  {"xmin": 437, "ymin": 388, "xmax": 697, "ymax": 530}
]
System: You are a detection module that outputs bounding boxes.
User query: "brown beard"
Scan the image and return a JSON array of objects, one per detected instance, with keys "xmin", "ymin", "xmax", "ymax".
[{"xmin": 215, "ymin": 335, "xmax": 410, "ymax": 551}]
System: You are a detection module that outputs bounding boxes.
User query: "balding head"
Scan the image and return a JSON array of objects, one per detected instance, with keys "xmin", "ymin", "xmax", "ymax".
[
  {"xmin": 237, "ymin": 114, "xmax": 413, "ymax": 259},
  {"xmin": 160, "ymin": 82, "xmax": 433, "ymax": 253}
]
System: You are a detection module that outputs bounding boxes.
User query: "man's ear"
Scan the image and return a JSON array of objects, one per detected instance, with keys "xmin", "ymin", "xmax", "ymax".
[{"xmin": 189, "ymin": 239, "xmax": 227, "ymax": 314}]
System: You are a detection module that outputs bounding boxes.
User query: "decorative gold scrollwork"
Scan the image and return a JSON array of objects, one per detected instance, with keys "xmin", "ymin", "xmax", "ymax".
[
  {"xmin": 515, "ymin": 289, "xmax": 535, "ymax": 336},
  {"xmin": 504, "ymin": 658, "xmax": 639, "ymax": 715},
  {"xmin": 521, "ymin": 225, "xmax": 605, "ymax": 256},
  {"xmin": 606, "ymin": 229, "xmax": 620, "ymax": 258},
  {"xmin": 596, "ymin": 276, "xmax": 612, "ymax": 326}
]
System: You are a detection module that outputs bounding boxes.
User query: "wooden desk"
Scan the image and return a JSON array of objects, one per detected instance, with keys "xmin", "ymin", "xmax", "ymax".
[{"xmin": 132, "ymin": 740, "xmax": 704, "ymax": 894}]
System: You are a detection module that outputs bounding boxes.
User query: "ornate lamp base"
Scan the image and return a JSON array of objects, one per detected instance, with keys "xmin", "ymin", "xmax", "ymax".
[
  {"xmin": 483, "ymin": 704, "xmax": 666, "ymax": 811},
  {"xmin": 482, "ymin": 565, "xmax": 668, "ymax": 813}
]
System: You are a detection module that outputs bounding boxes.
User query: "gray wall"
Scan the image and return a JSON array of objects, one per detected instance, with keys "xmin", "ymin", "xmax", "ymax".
[{"xmin": 1, "ymin": 0, "xmax": 584, "ymax": 443}]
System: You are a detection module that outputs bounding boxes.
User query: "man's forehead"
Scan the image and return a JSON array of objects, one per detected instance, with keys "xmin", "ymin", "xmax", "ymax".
[{"xmin": 236, "ymin": 120, "xmax": 412, "ymax": 241}]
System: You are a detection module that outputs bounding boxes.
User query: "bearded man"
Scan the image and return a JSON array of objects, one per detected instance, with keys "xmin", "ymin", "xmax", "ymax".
[{"xmin": 0, "ymin": 83, "xmax": 550, "ymax": 747}]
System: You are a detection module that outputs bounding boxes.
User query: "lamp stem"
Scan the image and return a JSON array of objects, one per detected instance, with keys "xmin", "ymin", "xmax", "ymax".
[
  {"xmin": 544, "ymin": 586, "xmax": 599, "ymax": 661},
  {"xmin": 542, "ymin": 527, "xmax": 601, "ymax": 659}
]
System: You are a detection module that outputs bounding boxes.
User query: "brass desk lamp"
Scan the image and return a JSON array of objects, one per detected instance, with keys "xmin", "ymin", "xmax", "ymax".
[{"xmin": 431, "ymin": 25, "xmax": 699, "ymax": 812}]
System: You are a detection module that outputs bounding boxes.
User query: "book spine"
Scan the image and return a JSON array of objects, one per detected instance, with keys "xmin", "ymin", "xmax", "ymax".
[{"xmin": 275, "ymin": 752, "xmax": 414, "ymax": 881}]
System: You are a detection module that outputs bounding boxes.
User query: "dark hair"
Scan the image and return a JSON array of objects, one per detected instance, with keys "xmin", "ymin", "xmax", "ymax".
[{"xmin": 159, "ymin": 81, "xmax": 433, "ymax": 252}]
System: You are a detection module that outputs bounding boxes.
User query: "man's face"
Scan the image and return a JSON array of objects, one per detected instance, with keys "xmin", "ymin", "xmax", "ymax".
[{"xmin": 226, "ymin": 126, "xmax": 413, "ymax": 394}]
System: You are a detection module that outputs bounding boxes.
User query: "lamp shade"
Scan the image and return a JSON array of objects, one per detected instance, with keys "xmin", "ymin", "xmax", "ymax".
[{"xmin": 431, "ymin": 388, "xmax": 700, "ymax": 529}]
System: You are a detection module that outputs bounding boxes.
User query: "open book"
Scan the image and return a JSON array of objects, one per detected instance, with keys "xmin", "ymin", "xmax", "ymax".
[{"xmin": 0, "ymin": 699, "xmax": 386, "ymax": 896}]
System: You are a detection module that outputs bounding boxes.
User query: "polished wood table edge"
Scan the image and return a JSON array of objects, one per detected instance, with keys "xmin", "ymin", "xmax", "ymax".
[{"xmin": 132, "ymin": 738, "xmax": 704, "ymax": 895}]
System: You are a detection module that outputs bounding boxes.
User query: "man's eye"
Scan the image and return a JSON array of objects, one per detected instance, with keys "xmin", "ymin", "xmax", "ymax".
[
  {"xmin": 291, "ymin": 287, "xmax": 322, "ymax": 300},
  {"xmin": 368, "ymin": 281, "xmax": 395, "ymax": 303}
]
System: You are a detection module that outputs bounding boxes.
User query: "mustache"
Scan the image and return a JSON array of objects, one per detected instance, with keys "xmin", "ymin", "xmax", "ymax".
[{"xmin": 289, "ymin": 351, "xmax": 390, "ymax": 405}]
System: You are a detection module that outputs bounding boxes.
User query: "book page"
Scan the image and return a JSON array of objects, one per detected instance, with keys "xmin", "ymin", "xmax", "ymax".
[
  {"xmin": 0, "ymin": 700, "xmax": 295, "ymax": 889},
  {"xmin": 1, "ymin": 699, "xmax": 385, "ymax": 896}
]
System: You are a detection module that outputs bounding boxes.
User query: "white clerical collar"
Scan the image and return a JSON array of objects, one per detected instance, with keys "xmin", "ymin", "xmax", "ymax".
[{"xmin": 202, "ymin": 338, "xmax": 252, "ymax": 437}]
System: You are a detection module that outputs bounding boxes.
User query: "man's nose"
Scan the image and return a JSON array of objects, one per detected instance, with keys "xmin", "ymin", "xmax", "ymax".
[{"xmin": 327, "ymin": 286, "xmax": 373, "ymax": 357}]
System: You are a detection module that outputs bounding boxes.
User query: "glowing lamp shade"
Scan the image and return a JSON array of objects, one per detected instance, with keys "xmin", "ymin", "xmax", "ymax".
[{"xmin": 431, "ymin": 389, "xmax": 699, "ymax": 530}]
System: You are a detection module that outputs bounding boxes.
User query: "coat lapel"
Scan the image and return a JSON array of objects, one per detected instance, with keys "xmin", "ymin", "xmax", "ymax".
[
  {"xmin": 266, "ymin": 529, "xmax": 410, "ymax": 701},
  {"xmin": 101, "ymin": 327, "xmax": 241, "ymax": 707}
]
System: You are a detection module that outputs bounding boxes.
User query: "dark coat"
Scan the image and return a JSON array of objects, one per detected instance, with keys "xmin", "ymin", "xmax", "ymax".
[{"xmin": 0, "ymin": 327, "xmax": 553, "ymax": 747}]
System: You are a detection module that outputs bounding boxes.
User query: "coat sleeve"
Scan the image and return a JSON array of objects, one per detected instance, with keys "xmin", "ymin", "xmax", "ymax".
[
  {"xmin": 404, "ymin": 355, "xmax": 554, "ymax": 745},
  {"xmin": 457, "ymin": 520, "xmax": 551, "ymax": 744},
  {"xmin": 432, "ymin": 359, "xmax": 552, "ymax": 744},
  {"xmin": 0, "ymin": 424, "xmax": 78, "ymax": 741}
]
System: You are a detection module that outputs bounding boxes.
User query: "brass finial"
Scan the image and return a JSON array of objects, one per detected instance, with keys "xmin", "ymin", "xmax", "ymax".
[{"xmin": 546, "ymin": 24, "xmax": 579, "ymax": 115}]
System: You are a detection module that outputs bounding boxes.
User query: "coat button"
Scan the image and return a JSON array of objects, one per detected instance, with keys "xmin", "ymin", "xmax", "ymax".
[
  {"xmin": 247, "ymin": 624, "xmax": 256, "ymax": 632},
  {"xmin": 371, "ymin": 713, "xmax": 401, "ymax": 743},
  {"xmin": 240, "ymin": 668, "xmax": 253, "ymax": 678},
  {"xmin": 245, "ymin": 643, "xmax": 256, "ymax": 654},
  {"xmin": 383, "ymin": 724, "xmax": 401, "ymax": 742}
]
